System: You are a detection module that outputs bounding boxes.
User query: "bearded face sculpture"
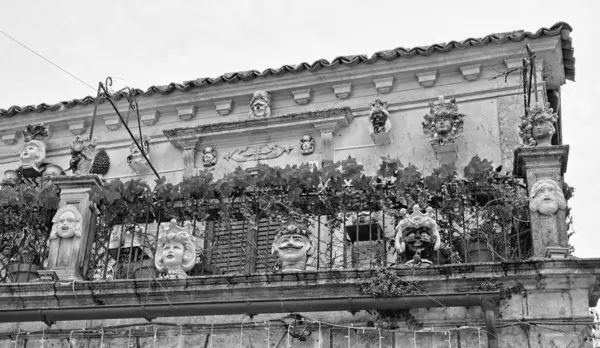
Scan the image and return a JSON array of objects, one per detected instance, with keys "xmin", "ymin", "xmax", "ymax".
[
  {"xmin": 271, "ymin": 217, "xmax": 313, "ymax": 272},
  {"xmin": 248, "ymin": 90, "xmax": 271, "ymax": 118},
  {"xmin": 395, "ymin": 205, "xmax": 440, "ymax": 267},
  {"xmin": 50, "ymin": 205, "xmax": 83, "ymax": 240},
  {"xmin": 154, "ymin": 220, "xmax": 197, "ymax": 278},
  {"xmin": 529, "ymin": 179, "xmax": 567, "ymax": 216}
]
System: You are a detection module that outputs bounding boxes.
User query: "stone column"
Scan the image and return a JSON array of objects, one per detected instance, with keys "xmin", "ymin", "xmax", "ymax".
[
  {"xmin": 313, "ymin": 121, "xmax": 338, "ymax": 164},
  {"xmin": 45, "ymin": 175, "xmax": 102, "ymax": 280},
  {"xmin": 513, "ymin": 145, "xmax": 570, "ymax": 258}
]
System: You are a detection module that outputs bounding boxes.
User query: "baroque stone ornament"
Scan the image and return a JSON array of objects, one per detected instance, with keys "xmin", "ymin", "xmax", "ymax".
[
  {"xmin": 127, "ymin": 135, "xmax": 151, "ymax": 174},
  {"xmin": 223, "ymin": 144, "xmax": 293, "ymax": 162},
  {"xmin": 248, "ymin": 90, "xmax": 271, "ymax": 118},
  {"xmin": 18, "ymin": 124, "xmax": 49, "ymax": 178},
  {"xmin": 271, "ymin": 215, "xmax": 313, "ymax": 272},
  {"xmin": 518, "ymin": 102, "xmax": 558, "ymax": 147},
  {"xmin": 202, "ymin": 147, "xmax": 218, "ymax": 167},
  {"xmin": 1, "ymin": 169, "xmax": 21, "ymax": 187},
  {"xmin": 368, "ymin": 99, "xmax": 392, "ymax": 134},
  {"xmin": 154, "ymin": 219, "xmax": 197, "ymax": 279},
  {"xmin": 529, "ymin": 178, "xmax": 567, "ymax": 216},
  {"xmin": 300, "ymin": 135, "xmax": 315, "ymax": 155},
  {"xmin": 50, "ymin": 205, "xmax": 83, "ymax": 240},
  {"xmin": 395, "ymin": 204, "xmax": 441, "ymax": 267},
  {"xmin": 68, "ymin": 136, "xmax": 110, "ymax": 175},
  {"xmin": 422, "ymin": 96, "xmax": 466, "ymax": 145}
]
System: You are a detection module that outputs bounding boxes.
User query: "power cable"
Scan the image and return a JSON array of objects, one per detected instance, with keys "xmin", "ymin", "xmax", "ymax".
[{"xmin": 0, "ymin": 28, "xmax": 96, "ymax": 91}]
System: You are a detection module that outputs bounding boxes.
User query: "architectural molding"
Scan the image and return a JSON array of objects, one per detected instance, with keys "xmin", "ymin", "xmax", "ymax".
[
  {"xmin": 214, "ymin": 99, "xmax": 233, "ymax": 116},
  {"xmin": 68, "ymin": 120, "xmax": 86, "ymax": 135},
  {"xmin": 416, "ymin": 70, "xmax": 438, "ymax": 87},
  {"xmin": 460, "ymin": 64, "xmax": 482, "ymax": 81},
  {"xmin": 332, "ymin": 82, "xmax": 352, "ymax": 99},
  {"xmin": 141, "ymin": 110, "xmax": 159, "ymax": 126},
  {"xmin": 176, "ymin": 105, "xmax": 196, "ymax": 121},
  {"xmin": 504, "ymin": 57, "xmax": 523, "ymax": 70},
  {"xmin": 373, "ymin": 77, "xmax": 394, "ymax": 94},
  {"xmin": 291, "ymin": 89, "xmax": 312, "ymax": 105}
]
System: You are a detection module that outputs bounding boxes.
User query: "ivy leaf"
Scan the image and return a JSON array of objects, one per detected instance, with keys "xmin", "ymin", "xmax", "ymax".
[{"xmin": 464, "ymin": 155, "xmax": 493, "ymax": 181}]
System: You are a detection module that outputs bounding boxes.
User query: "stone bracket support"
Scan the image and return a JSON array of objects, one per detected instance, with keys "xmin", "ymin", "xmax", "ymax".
[
  {"xmin": 460, "ymin": 64, "xmax": 482, "ymax": 81},
  {"xmin": 416, "ymin": 70, "xmax": 438, "ymax": 87},
  {"xmin": 214, "ymin": 99, "xmax": 233, "ymax": 116},
  {"xmin": 291, "ymin": 89, "xmax": 312, "ymax": 105},
  {"xmin": 1, "ymin": 130, "xmax": 18, "ymax": 145},
  {"xmin": 103, "ymin": 115, "xmax": 121, "ymax": 131},
  {"xmin": 373, "ymin": 77, "xmax": 394, "ymax": 94},
  {"xmin": 169, "ymin": 137, "xmax": 202, "ymax": 178},
  {"xmin": 46, "ymin": 175, "xmax": 102, "ymax": 280},
  {"xmin": 332, "ymin": 82, "xmax": 352, "ymax": 99},
  {"xmin": 68, "ymin": 120, "xmax": 86, "ymax": 135},
  {"xmin": 176, "ymin": 105, "xmax": 197, "ymax": 121},
  {"xmin": 141, "ymin": 110, "xmax": 160, "ymax": 126}
]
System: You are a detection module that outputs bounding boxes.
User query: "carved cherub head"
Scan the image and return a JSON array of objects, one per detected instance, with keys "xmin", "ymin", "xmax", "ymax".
[
  {"xmin": 20, "ymin": 140, "xmax": 46, "ymax": 168},
  {"xmin": 519, "ymin": 102, "xmax": 558, "ymax": 147},
  {"xmin": 422, "ymin": 96, "xmax": 465, "ymax": 145},
  {"xmin": 202, "ymin": 147, "xmax": 217, "ymax": 166},
  {"xmin": 271, "ymin": 215, "xmax": 313, "ymax": 272},
  {"xmin": 50, "ymin": 205, "xmax": 83, "ymax": 240},
  {"xmin": 249, "ymin": 90, "xmax": 271, "ymax": 118},
  {"xmin": 529, "ymin": 178, "xmax": 567, "ymax": 216},
  {"xmin": 154, "ymin": 220, "xmax": 197, "ymax": 276},
  {"xmin": 300, "ymin": 135, "xmax": 315, "ymax": 155},
  {"xmin": 368, "ymin": 99, "xmax": 390, "ymax": 134},
  {"xmin": 395, "ymin": 205, "xmax": 441, "ymax": 265}
]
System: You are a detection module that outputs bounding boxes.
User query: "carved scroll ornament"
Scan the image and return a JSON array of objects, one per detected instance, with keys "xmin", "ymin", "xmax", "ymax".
[{"xmin": 223, "ymin": 144, "xmax": 293, "ymax": 162}]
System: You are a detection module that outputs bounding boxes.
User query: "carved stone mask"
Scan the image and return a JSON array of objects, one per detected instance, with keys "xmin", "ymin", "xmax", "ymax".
[
  {"xmin": 434, "ymin": 118, "xmax": 453, "ymax": 135},
  {"xmin": 529, "ymin": 179, "xmax": 566, "ymax": 215},
  {"xmin": 300, "ymin": 135, "xmax": 315, "ymax": 155},
  {"xmin": 273, "ymin": 233, "xmax": 312, "ymax": 264},
  {"xmin": 50, "ymin": 205, "xmax": 83, "ymax": 240},
  {"xmin": 402, "ymin": 227, "xmax": 434, "ymax": 259},
  {"xmin": 249, "ymin": 91, "xmax": 271, "ymax": 118},
  {"xmin": 20, "ymin": 141, "xmax": 45, "ymax": 166},
  {"xmin": 202, "ymin": 147, "xmax": 217, "ymax": 166}
]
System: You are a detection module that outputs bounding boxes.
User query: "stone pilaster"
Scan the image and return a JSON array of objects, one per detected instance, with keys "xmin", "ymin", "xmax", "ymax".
[
  {"xmin": 513, "ymin": 145, "xmax": 570, "ymax": 258},
  {"xmin": 46, "ymin": 175, "xmax": 102, "ymax": 280},
  {"xmin": 313, "ymin": 121, "xmax": 337, "ymax": 164}
]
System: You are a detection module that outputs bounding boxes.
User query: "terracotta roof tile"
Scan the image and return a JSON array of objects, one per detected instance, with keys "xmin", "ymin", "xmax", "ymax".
[{"xmin": 0, "ymin": 22, "xmax": 574, "ymax": 118}]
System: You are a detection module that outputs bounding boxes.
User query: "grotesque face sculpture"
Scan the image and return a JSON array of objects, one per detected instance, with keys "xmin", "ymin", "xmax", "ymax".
[
  {"xmin": 20, "ymin": 140, "xmax": 46, "ymax": 168},
  {"xmin": 271, "ymin": 218, "xmax": 313, "ymax": 272},
  {"xmin": 1, "ymin": 170, "xmax": 21, "ymax": 186},
  {"xmin": 155, "ymin": 220, "xmax": 197, "ymax": 278},
  {"xmin": 395, "ymin": 205, "xmax": 440, "ymax": 267},
  {"xmin": 248, "ymin": 90, "xmax": 271, "ymax": 118},
  {"xmin": 50, "ymin": 205, "xmax": 83, "ymax": 240},
  {"xmin": 42, "ymin": 164, "xmax": 65, "ymax": 178},
  {"xmin": 368, "ymin": 99, "xmax": 390, "ymax": 134},
  {"xmin": 202, "ymin": 147, "xmax": 217, "ymax": 166},
  {"xmin": 300, "ymin": 135, "xmax": 315, "ymax": 155},
  {"xmin": 529, "ymin": 179, "xmax": 567, "ymax": 216},
  {"xmin": 422, "ymin": 96, "xmax": 465, "ymax": 145}
]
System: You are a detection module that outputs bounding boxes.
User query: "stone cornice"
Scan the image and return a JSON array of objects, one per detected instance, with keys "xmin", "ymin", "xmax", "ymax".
[
  {"xmin": 513, "ymin": 145, "xmax": 570, "ymax": 177},
  {"xmin": 163, "ymin": 108, "xmax": 353, "ymax": 143}
]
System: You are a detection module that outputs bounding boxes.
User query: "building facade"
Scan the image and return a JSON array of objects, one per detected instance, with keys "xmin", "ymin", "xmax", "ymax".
[{"xmin": 0, "ymin": 22, "xmax": 596, "ymax": 347}]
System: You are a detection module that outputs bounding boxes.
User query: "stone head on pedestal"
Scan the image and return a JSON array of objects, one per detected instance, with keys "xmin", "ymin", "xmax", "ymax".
[
  {"xmin": 248, "ymin": 90, "xmax": 271, "ymax": 118},
  {"xmin": 50, "ymin": 205, "xmax": 83, "ymax": 240},
  {"xmin": 422, "ymin": 96, "xmax": 465, "ymax": 145},
  {"xmin": 529, "ymin": 178, "xmax": 567, "ymax": 216},
  {"xmin": 518, "ymin": 102, "xmax": 558, "ymax": 147},
  {"xmin": 271, "ymin": 215, "xmax": 313, "ymax": 272},
  {"xmin": 154, "ymin": 219, "xmax": 197, "ymax": 278},
  {"xmin": 368, "ymin": 99, "xmax": 391, "ymax": 134},
  {"xmin": 395, "ymin": 204, "xmax": 441, "ymax": 267}
]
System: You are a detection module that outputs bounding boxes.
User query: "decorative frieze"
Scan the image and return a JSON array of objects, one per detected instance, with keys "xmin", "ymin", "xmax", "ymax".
[
  {"xmin": 1, "ymin": 130, "xmax": 18, "ymax": 145},
  {"xmin": 416, "ymin": 70, "xmax": 438, "ymax": 87},
  {"xmin": 373, "ymin": 77, "xmax": 394, "ymax": 94},
  {"xmin": 291, "ymin": 89, "xmax": 312, "ymax": 105},
  {"xmin": 141, "ymin": 110, "xmax": 160, "ymax": 126},
  {"xmin": 332, "ymin": 82, "xmax": 352, "ymax": 99},
  {"xmin": 223, "ymin": 144, "xmax": 293, "ymax": 162},
  {"xmin": 103, "ymin": 115, "xmax": 121, "ymax": 131},
  {"xmin": 68, "ymin": 120, "xmax": 86, "ymax": 135},
  {"xmin": 176, "ymin": 105, "xmax": 196, "ymax": 121},
  {"xmin": 460, "ymin": 64, "xmax": 482, "ymax": 81},
  {"xmin": 214, "ymin": 99, "xmax": 233, "ymax": 116}
]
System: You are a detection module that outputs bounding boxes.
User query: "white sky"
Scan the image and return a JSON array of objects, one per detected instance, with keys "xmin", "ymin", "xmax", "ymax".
[{"xmin": 0, "ymin": 0, "xmax": 598, "ymax": 257}]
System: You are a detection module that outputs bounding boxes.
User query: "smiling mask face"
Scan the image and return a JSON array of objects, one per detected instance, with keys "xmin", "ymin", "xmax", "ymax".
[{"xmin": 275, "ymin": 234, "xmax": 311, "ymax": 263}]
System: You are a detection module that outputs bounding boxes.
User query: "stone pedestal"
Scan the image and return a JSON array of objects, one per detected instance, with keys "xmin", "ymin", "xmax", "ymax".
[
  {"xmin": 432, "ymin": 142, "xmax": 458, "ymax": 166},
  {"xmin": 370, "ymin": 129, "xmax": 393, "ymax": 145},
  {"xmin": 513, "ymin": 145, "xmax": 570, "ymax": 258},
  {"xmin": 47, "ymin": 175, "xmax": 101, "ymax": 280}
]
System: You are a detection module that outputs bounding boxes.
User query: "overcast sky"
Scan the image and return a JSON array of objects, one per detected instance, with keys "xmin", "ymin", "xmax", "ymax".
[{"xmin": 0, "ymin": 0, "xmax": 598, "ymax": 257}]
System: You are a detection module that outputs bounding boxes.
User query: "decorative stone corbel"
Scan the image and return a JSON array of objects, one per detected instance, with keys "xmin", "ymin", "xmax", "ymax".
[
  {"xmin": 1, "ymin": 130, "xmax": 18, "ymax": 145},
  {"xmin": 416, "ymin": 71, "xmax": 438, "ymax": 87},
  {"xmin": 177, "ymin": 105, "xmax": 196, "ymax": 121},
  {"xmin": 291, "ymin": 89, "xmax": 312, "ymax": 105},
  {"xmin": 103, "ymin": 115, "xmax": 121, "ymax": 131},
  {"xmin": 214, "ymin": 99, "xmax": 233, "ymax": 116},
  {"xmin": 373, "ymin": 77, "xmax": 394, "ymax": 94},
  {"xmin": 460, "ymin": 64, "xmax": 481, "ymax": 81},
  {"xmin": 166, "ymin": 137, "xmax": 202, "ymax": 178},
  {"xmin": 332, "ymin": 82, "xmax": 352, "ymax": 99},
  {"xmin": 141, "ymin": 110, "xmax": 160, "ymax": 126},
  {"xmin": 503, "ymin": 57, "xmax": 522, "ymax": 70},
  {"xmin": 68, "ymin": 120, "xmax": 86, "ymax": 135}
]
